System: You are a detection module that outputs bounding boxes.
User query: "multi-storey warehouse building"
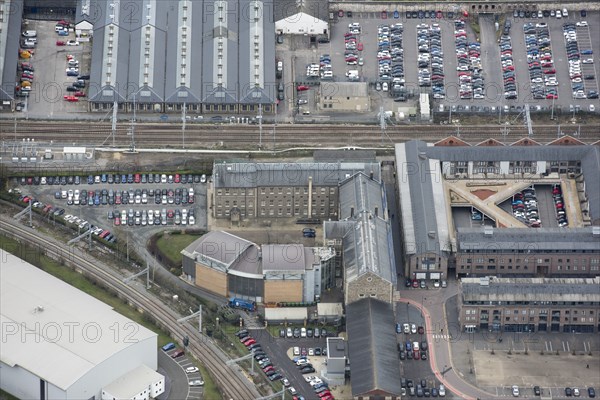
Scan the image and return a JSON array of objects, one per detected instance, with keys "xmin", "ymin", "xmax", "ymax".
[
  {"xmin": 79, "ymin": 0, "xmax": 276, "ymax": 114},
  {"xmin": 211, "ymin": 161, "xmax": 381, "ymax": 221},
  {"xmin": 459, "ymin": 276, "xmax": 600, "ymax": 333}
]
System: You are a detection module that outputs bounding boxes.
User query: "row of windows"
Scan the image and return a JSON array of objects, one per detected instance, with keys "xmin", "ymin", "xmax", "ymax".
[
  {"xmin": 466, "ymin": 315, "xmax": 596, "ymax": 323},
  {"xmin": 463, "ymin": 257, "xmax": 599, "ymax": 264},
  {"xmin": 479, "ymin": 309, "xmax": 595, "ymax": 315}
]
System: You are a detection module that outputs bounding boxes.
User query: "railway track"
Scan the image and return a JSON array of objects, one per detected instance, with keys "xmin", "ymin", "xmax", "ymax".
[
  {"xmin": 0, "ymin": 217, "xmax": 259, "ymax": 400},
  {"xmin": 3, "ymin": 120, "xmax": 599, "ymax": 148}
]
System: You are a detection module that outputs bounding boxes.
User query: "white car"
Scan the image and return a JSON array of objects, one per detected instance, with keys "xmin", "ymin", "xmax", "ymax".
[
  {"xmin": 582, "ymin": 59, "xmax": 594, "ymax": 64},
  {"xmin": 439, "ymin": 384, "xmax": 446, "ymax": 396},
  {"xmin": 189, "ymin": 380, "xmax": 204, "ymax": 386},
  {"xmin": 66, "ymin": 40, "xmax": 79, "ymax": 46},
  {"xmin": 288, "ymin": 387, "xmax": 297, "ymax": 395},
  {"xmin": 573, "ymin": 388, "xmax": 580, "ymax": 397},
  {"xmin": 590, "ymin": 105, "xmax": 596, "ymax": 112},
  {"xmin": 512, "ymin": 385, "xmax": 520, "ymax": 397},
  {"xmin": 282, "ymin": 378, "xmax": 290, "ymax": 387},
  {"xmin": 296, "ymin": 359, "xmax": 310, "ymax": 367},
  {"xmin": 576, "ymin": 21, "xmax": 588, "ymax": 27},
  {"xmin": 304, "ymin": 375, "xmax": 318, "ymax": 383},
  {"xmin": 308, "ymin": 348, "xmax": 314, "ymax": 356},
  {"xmin": 309, "ymin": 379, "xmax": 324, "ymax": 387},
  {"xmin": 403, "ymin": 323, "xmax": 410, "ymax": 334},
  {"xmin": 411, "ymin": 324, "xmax": 417, "ymax": 334},
  {"xmin": 186, "ymin": 366, "xmax": 198, "ymax": 373}
]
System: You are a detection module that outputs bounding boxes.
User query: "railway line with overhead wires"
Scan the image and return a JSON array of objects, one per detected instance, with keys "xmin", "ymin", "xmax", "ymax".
[
  {"xmin": 0, "ymin": 216, "xmax": 260, "ymax": 400},
  {"xmin": 3, "ymin": 120, "xmax": 599, "ymax": 148}
]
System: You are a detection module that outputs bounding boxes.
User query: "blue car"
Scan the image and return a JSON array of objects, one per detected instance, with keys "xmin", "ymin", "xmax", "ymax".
[
  {"xmin": 162, "ymin": 342, "xmax": 176, "ymax": 351},
  {"xmin": 396, "ymin": 323, "xmax": 402, "ymax": 333},
  {"xmin": 581, "ymin": 49, "xmax": 593, "ymax": 55},
  {"xmin": 406, "ymin": 341, "xmax": 412, "ymax": 351},
  {"xmin": 393, "ymin": 10, "xmax": 399, "ymax": 19},
  {"xmin": 57, "ymin": 30, "xmax": 69, "ymax": 36},
  {"xmin": 67, "ymin": 70, "xmax": 78, "ymax": 76}
]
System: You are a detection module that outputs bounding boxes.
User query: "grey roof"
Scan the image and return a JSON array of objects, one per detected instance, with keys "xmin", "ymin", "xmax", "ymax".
[
  {"xmin": 0, "ymin": 0, "xmax": 23, "ymax": 101},
  {"xmin": 346, "ymin": 298, "xmax": 402, "ymax": 397},
  {"xmin": 326, "ymin": 337, "xmax": 346, "ymax": 358},
  {"xmin": 462, "ymin": 277, "xmax": 600, "ymax": 302},
  {"xmin": 422, "ymin": 141, "xmax": 600, "ymax": 222},
  {"xmin": 229, "ymin": 245, "xmax": 262, "ymax": 275},
  {"xmin": 396, "ymin": 141, "xmax": 451, "ymax": 256},
  {"xmin": 274, "ymin": 0, "xmax": 328, "ymax": 22},
  {"xmin": 262, "ymin": 244, "xmax": 305, "ymax": 272},
  {"xmin": 213, "ymin": 161, "xmax": 381, "ymax": 188},
  {"xmin": 87, "ymin": 0, "xmax": 276, "ymax": 105},
  {"xmin": 342, "ymin": 216, "xmax": 395, "ymax": 285},
  {"xmin": 313, "ymin": 149, "xmax": 376, "ymax": 163},
  {"xmin": 457, "ymin": 227, "xmax": 600, "ymax": 252},
  {"xmin": 339, "ymin": 172, "xmax": 385, "ymax": 220},
  {"xmin": 335, "ymin": 173, "xmax": 396, "ymax": 285},
  {"xmin": 181, "ymin": 231, "xmax": 256, "ymax": 270}
]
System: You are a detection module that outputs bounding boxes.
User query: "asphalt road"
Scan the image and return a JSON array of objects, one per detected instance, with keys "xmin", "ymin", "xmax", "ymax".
[{"xmin": 157, "ymin": 349, "xmax": 193, "ymax": 400}]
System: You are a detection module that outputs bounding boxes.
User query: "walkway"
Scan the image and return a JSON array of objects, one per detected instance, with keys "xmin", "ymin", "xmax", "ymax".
[{"xmin": 398, "ymin": 286, "xmax": 502, "ymax": 400}]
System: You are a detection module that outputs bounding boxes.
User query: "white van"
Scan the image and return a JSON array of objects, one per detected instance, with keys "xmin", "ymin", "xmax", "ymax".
[{"xmin": 22, "ymin": 30, "xmax": 37, "ymax": 37}]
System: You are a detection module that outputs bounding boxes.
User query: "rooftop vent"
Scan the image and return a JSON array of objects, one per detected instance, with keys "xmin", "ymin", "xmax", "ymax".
[
  {"xmin": 479, "ymin": 277, "xmax": 490, "ymax": 286},
  {"xmin": 593, "ymin": 227, "xmax": 600, "ymax": 236},
  {"xmin": 33, "ymin": 305, "xmax": 44, "ymax": 313},
  {"xmin": 428, "ymin": 231, "xmax": 436, "ymax": 238},
  {"xmin": 484, "ymin": 227, "xmax": 493, "ymax": 236}
]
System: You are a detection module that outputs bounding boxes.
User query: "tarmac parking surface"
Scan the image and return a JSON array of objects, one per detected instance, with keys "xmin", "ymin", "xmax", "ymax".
[
  {"xmin": 286, "ymin": 10, "xmax": 599, "ymax": 120},
  {"xmin": 19, "ymin": 20, "xmax": 90, "ymax": 117}
]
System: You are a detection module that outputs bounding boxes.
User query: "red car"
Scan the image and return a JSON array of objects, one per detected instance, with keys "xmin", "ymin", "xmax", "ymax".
[
  {"xmin": 174, "ymin": 173, "xmax": 181, "ymax": 183},
  {"xmin": 74, "ymin": 91, "xmax": 86, "ymax": 97},
  {"xmin": 244, "ymin": 339, "xmax": 256, "ymax": 346},
  {"xmin": 541, "ymin": 62, "xmax": 553, "ymax": 68},
  {"xmin": 357, "ymin": 42, "xmax": 363, "ymax": 51},
  {"xmin": 338, "ymin": 9, "xmax": 344, "ymax": 17},
  {"xmin": 171, "ymin": 349, "xmax": 184, "ymax": 358},
  {"xmin": 134, "ymin": 173, "xmax": 141, "ymax": 183},
  {"xmin": 543, "ymin": 69, "xmax": 556, "ymax": 74},
  {"xmin": 263, "ymin": 366, "xmax": 275, "ymax": 373},
  {"xmin": 297, "ymin": 85, "xmax": 310, "ymax": 91},
  {"xmin": 56, "ymin": 40, "xmax": 66, "ymax": 46},
  {"xmin": 22, "ymin": 73, "xmax": 34, "ymax": 79},
  {"xmin": 381, "ymin": 10, "xmax": 387, "ymax": 19},
  {"xmin": 412, "ymin": 280, "xmax": 419, "ymax": 288},
  {"xmin": 318, "ymin": 391, "xmax": 332, "ymax": 398},
  {"xmin": 63, "ymin": 95, "xmax": 79, "ymax": 102}
]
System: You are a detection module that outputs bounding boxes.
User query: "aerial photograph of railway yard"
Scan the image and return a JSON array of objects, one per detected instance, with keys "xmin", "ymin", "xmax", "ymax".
[{"xmin": 0, "ymin": 0, "xmax": 599, "ymax": 399}]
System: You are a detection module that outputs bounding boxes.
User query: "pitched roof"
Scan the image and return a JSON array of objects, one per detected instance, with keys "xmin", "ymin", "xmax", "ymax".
[
  {"xmin": 462, "ymin": 277, "xmax": 600, "ymax": 302},
  {"xmin": 346, "ymin": 299, "xmax": 402, "ymax": 397},
  {"xmin": 395, "ymin": 141, "xmax": 451, "ymax": 256},
  {"xmin": 181, "ymin": 231, "xmax": 256, "ymax": 270},
  {"xmin": 511, "ymin": 137, "xmax": 541, "ymax": 146},
  {"xmin": 434, "ymin": 136, "xmax": 471, "ymax": 146},
  {"xmin": 457, "ymin": 227, "xmax": 600, "ymax": 251},
  {"xmin": 212, "ymin": 161, "xmax": 381, "ymax": 188},
  {"xmin": 548, "ymin": 135, "xmax": 585, "ymax": 146}
]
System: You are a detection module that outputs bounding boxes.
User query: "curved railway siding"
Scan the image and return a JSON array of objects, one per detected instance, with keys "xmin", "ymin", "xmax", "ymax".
[{"xmin": 0, "ymin": 219, "xmax": 259, "ymax": 400}]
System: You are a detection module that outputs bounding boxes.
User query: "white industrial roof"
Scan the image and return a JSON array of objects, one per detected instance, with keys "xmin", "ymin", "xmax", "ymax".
[
  {"xmin": 103, "ymin": 364, "xmax": 163, "ymax": 398},
  {"xmin": 0, "ymin": 253, "xmax": 157, "ymax": 390}
]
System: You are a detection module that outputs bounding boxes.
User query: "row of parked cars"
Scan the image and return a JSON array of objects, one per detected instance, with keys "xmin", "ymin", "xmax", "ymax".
[
  {"xmin": 110, "ymin": 208, "xmax": 195, "ymax": 226},
  {"xmin": 399, "ymin": 339, "xmax": 429, "ymax": 361},
  {"xmin": 401, "ymin": 378, "xmax": 446, "ymax": 397},
  {"xmin": 56, "ymin": 187, "xmax": 195, "ymax": 206},
  {"xmin": 523, "ymin": 22, "xmax": 558, "ymax": 99},
  {"xmin": 235, "ymin": 330, "xmax": 284, "ymax": 382},
  {"xmin": 563, "ymin": 22, "xmax": 595, "ymax": 100},
  {"xmin": 552, "ymin": 184, "xmax": 568, "ymax": 227},
  {"xmin": 14, "ymin": 191, "xmax": 117, "ymax": 243},
  {"xmin": 499, "ymin": 34, "xmax": 518, "ymax": 99},
  {"xmin": 281, "ymin": 326, "xmax": 328, "ymax": 338},
  {"xmin": 20, "ymin": 173, "xmax": 207, "ymax": 186},
  {"xmin": 375, "ymin": 23, "xmax": 405, "ymax": 99},
  {"xmin": 512, "ymin": 187, "xmax": 541, "ymax": 228},
  {"xmin": 344, "ymin": 22, "xmax": 363, "ymax": 69},
  {"xmin": 454, "ymin": 19, "xmax": 483, "ymax": 100}
]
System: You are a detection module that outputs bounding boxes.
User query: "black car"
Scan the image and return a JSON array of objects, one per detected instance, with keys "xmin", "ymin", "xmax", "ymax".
[
  {"xmin": 589, "ymin": 387, "xmax": 596, "ymax": 398},
  {"xmin": 565, "ymin": 387, "xmax": 572, "ymax": 397},
  {"xmin": 314, "ymin": 347, "xmax": 321, "ymax": 355},
  {"xmin": 399, "ymin": 350, "xmax": 406, "ymax": 360},
  {"xmin": 300, "ymin": 366, "xmax": 315, "ymax": 374},
  {"xmin": 534, "ymin": 386, "xmax": 541, "ymax": 396}
]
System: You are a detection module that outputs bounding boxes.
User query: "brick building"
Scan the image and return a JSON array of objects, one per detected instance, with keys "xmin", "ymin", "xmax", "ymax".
[
  {"xmin": 211, "ymin": 161, "xmax": 381, "ymax": 221},
  {"xmin": 460, "ymin": 277, "xmax": 600, "ymax": 333},
  {"xmin": 325, "ymin": 172, "xmax": 396, "ymax": 305},
  {"xmin": 456, "ymin": 227, "xmax": 600, "ymax": 277}
]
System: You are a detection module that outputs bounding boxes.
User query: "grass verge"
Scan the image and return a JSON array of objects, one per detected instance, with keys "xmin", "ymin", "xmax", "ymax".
[{"xmin": 155, "ymin": 232, "xmax": 203, "ymax": 266}]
